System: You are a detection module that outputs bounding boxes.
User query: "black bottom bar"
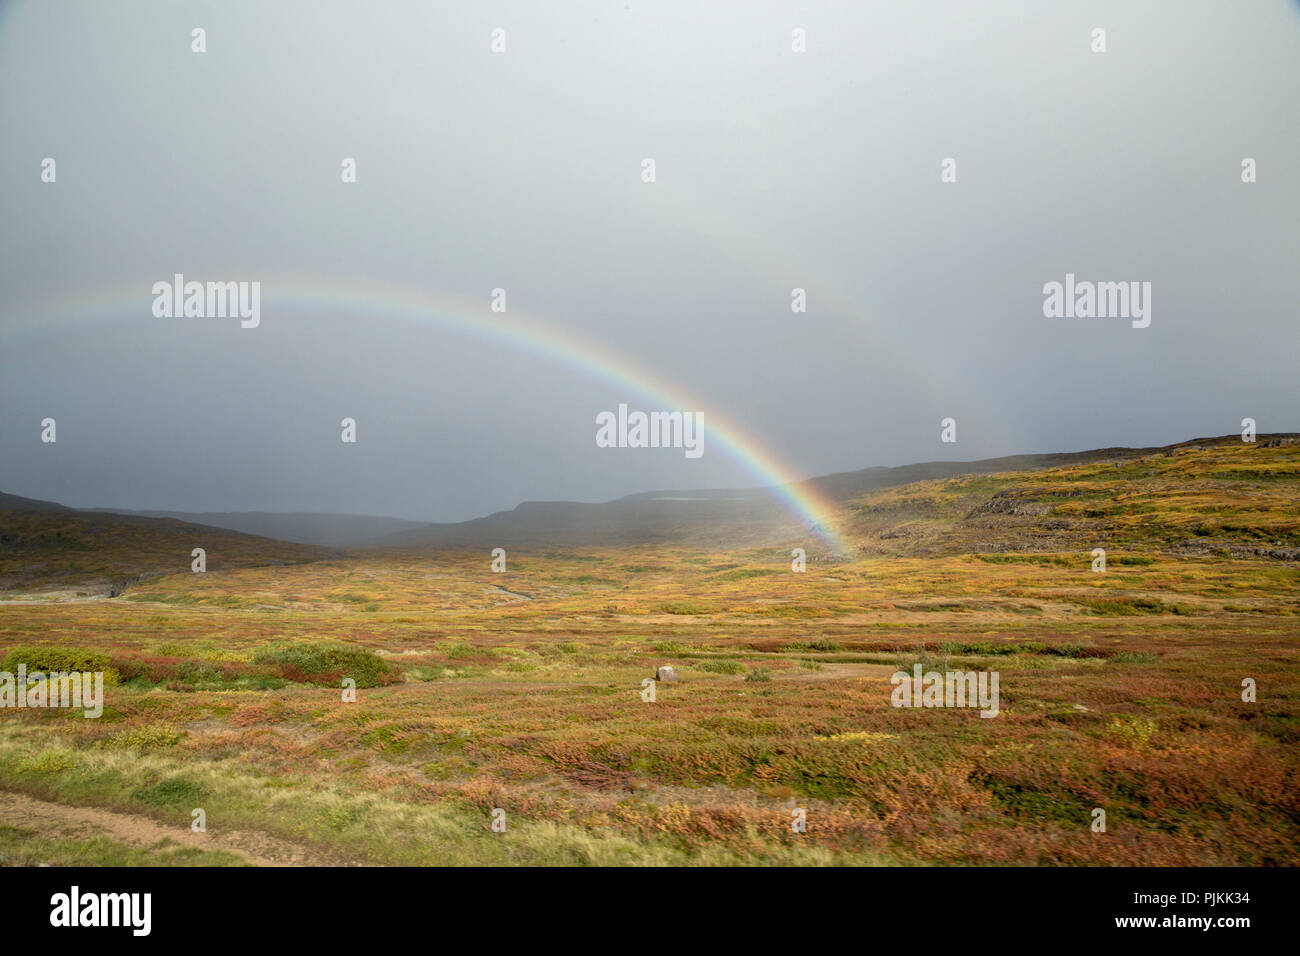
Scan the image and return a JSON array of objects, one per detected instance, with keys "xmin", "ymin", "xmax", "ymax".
[{"xmin": 3, "ymin": 864, "xmax": 1288, "ymax": 942}]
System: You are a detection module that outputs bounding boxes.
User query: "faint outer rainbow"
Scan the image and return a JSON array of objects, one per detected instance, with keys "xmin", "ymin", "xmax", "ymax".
[{"xmin": 24, "ymin": 275, "xmax": 852, "ymax": 554}]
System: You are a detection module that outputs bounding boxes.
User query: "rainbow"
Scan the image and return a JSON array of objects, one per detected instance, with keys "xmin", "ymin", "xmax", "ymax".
[{"xmin": 22, "ymin": 275, "xmax": 852, "ymax": 554}]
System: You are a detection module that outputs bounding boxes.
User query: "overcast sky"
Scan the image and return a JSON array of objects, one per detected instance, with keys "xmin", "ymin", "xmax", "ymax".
[{"xmin": 2, "ymin": 1, "xmax": 1297, "ymax": 521}]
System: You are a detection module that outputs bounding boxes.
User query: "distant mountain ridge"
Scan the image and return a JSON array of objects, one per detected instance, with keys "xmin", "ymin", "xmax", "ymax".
[
  {"xmin": 89, "ymin": 510, "xmax": 428, "ymax": 548},
  {"xmin": 0, "ymin": 499, "xmax": 326, "ymax": 593},
  {"xmin": 5, "ymin": 433, "xmax": 1294, "ymax": 552},
  {"xmin": 370, "ymin": 434, "xmax": 1297, "ymax": 551},
  {"xmin": 0, "ymin": 491, "xmax": 73, "ymax": 512}
]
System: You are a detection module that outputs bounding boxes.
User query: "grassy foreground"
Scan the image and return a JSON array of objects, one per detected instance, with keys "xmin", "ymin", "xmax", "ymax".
[{"xmin": 0, "ymin": 440, "xmax": 1296, "ymax": 865}]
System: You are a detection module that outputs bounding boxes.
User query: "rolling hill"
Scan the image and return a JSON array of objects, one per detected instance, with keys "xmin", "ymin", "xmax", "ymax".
[
  {"xmin": 88, "ymin": 510, "xmax": 429, "ymax": 548},
  {"xmin": 3, "ymin": 433, "xmax": 1296, "ymax": 589},
  {"xmin": 0, "ymin": 496, "xmax": 328, "ymax": 595},
  {"xmin": 370, "ymin": 434, "xmax": 1300, "ymax": 552}
]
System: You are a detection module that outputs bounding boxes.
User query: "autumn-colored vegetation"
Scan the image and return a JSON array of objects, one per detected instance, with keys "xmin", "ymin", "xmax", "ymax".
[{"xmin": 0, "ymin": 439, "xmax": 1296, "ymax": 865}]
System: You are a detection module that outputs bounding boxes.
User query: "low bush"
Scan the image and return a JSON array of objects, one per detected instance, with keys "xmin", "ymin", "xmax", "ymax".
[
  {"xmin": 252, "ymin": 642, "xmax": 399, "ymax": 688},
  {"xmin": 1, "ymin": 646, "xmax": 119, "ymax": 684}
]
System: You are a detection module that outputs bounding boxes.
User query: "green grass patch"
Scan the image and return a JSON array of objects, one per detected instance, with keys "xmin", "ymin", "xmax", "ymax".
[{"xmin": 251, "ymin": 642, "xmax": 399, "ymax": 688}]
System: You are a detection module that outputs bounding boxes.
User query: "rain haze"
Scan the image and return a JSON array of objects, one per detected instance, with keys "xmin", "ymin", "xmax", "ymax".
[{"xmin": 1, "ymin": 0, "xmax": 1297, "ymax": 523}]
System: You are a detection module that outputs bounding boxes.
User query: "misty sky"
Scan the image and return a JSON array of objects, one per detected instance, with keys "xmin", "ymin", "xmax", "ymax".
[{"xmin": 2, "ymin": 1, "xmax": 1297, "ymax": 522}]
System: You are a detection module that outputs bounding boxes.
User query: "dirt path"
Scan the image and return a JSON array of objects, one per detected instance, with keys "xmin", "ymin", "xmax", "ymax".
[
  {"xmin": 0, "ymin": 790, "xmax": 337, "ymax": 866},
  {"xmin": 0, "ymin": 590, "xmax": 112, "ymax": 605}
]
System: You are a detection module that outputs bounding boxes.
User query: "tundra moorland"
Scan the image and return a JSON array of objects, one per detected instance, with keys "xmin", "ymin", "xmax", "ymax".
[{"xmin": 0, "ymin": 436, "xmax": 1296, "ymax": 866}]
